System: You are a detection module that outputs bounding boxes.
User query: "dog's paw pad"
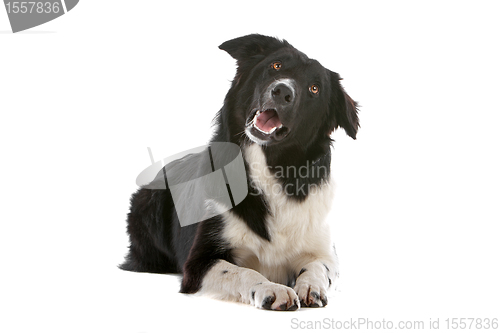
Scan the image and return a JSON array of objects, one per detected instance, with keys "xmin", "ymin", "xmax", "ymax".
[
  {"xmin": 261, "ymin": 295, "xmax": 276, "ymax": 310},
  {"xmin": 287, "ymin": 301, "xmax": 299, "ymax": 311}
]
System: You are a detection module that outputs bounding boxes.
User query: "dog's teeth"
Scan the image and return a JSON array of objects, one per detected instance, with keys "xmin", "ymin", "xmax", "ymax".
[
  {"xmin": 251, "ymin": 111, "xmax": 260, "ymax": 124},
  {"xmin": 250, "ymin": 110, "xmax": 282, "ymax": 134},
  {"xmin": 254, "ymin": 126, "xmax": 278, "ymax": 134}
]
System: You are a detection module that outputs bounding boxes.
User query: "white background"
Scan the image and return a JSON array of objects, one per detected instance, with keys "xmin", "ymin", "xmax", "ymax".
[{"xmin": 1, "ymin": 1, "xmax": 499, "ymax": 332}]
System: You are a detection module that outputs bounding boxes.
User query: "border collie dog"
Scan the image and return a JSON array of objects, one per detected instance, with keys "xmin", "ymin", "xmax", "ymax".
[{"xmin": 120, "ymin": 34, "xmax": 359, "ymax": 311}]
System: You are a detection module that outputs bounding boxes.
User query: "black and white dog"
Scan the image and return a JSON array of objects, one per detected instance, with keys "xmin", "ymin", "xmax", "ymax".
[{"xmin": 120, "ymin": 34, "xmax": 359, "ymax": 311}]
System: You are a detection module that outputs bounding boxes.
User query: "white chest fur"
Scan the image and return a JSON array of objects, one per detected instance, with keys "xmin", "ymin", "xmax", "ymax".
[{"xmin": 221, "ymin": 144, "xmax": 335, "ymax": 284}]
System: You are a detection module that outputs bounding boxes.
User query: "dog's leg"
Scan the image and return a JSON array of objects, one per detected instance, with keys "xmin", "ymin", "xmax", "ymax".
[
  {"xmin": 292, "ymin": 254, "xmax": 339, "ymax": 308},
  {"xmin": 199, "ymin": 260, "xmax": 300, "ymax": 311}
]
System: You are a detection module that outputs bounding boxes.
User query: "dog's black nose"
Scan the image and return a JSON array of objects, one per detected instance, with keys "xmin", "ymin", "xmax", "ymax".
[{"xmin": 271, "ymin": 84, "xmax": 294, "ymax": 105}]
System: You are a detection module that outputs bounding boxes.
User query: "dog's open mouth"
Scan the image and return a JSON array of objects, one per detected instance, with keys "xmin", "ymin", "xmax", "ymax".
[
  {"xmin": 246, "ymin": 109, "xmax": 289, "ymax": 142},
  {"xmin": 254, "ymin": 109, "xmax": 282, "ymax": 134}
]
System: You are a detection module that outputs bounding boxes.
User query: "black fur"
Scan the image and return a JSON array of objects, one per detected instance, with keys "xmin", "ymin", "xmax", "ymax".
[{"xmin": 120, "ymin": 34, "xmax": 359, "ymax": 294}]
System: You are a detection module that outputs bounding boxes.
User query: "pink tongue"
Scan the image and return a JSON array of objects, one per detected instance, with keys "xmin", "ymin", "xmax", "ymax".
[{"xmin": 255, "ymin": 110, "xmax": 282, "ymax": 132}]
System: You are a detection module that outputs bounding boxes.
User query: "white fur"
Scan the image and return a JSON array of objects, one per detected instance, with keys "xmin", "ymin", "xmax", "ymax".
[
  {"xmin": 221, "ymin": 144, "xmax": 338, "ymax": 284},
  {"xmin": 199, "ymin": 260, "xmax": 300, "ymax": 310},
  {"xmin": 199, "ymin": 144, "xmax": 339, "ymax": 308}
]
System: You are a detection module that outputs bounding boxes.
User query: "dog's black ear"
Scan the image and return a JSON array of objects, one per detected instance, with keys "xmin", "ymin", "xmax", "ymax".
[
  {"xmin": 219, "ymin": 34, "xmax": 288, "ymax": 63},
  {"xmin": 329, "ymin": 71, "xmax": 360, "ymax": 139}
]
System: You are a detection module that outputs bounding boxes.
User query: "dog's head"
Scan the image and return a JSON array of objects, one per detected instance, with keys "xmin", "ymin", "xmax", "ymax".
[{"xmin": 219, "ymin": 34, "xmax": 359, "ymax": 148}]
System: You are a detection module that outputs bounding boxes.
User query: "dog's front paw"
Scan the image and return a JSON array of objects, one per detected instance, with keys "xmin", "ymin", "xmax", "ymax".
[
  {"xmin": 294, "ymin": 261, "xmax": 334, "ymax": 308},
  {"xmin": 294, "ymin": 282, "xmax": 328, "ymax": 308},
  {"xmin": 250, "ymin": 282, "xmax": 300, "ymax": 311}
]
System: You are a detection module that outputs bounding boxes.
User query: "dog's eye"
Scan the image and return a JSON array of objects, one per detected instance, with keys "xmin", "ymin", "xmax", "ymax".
[
  {"xmin": 272, "ymin": 62, "xmax": 282, "ymax": 70},
  {"xmin": 309, "ymin": 84, "xmax": 320, "ymax": 94}
]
